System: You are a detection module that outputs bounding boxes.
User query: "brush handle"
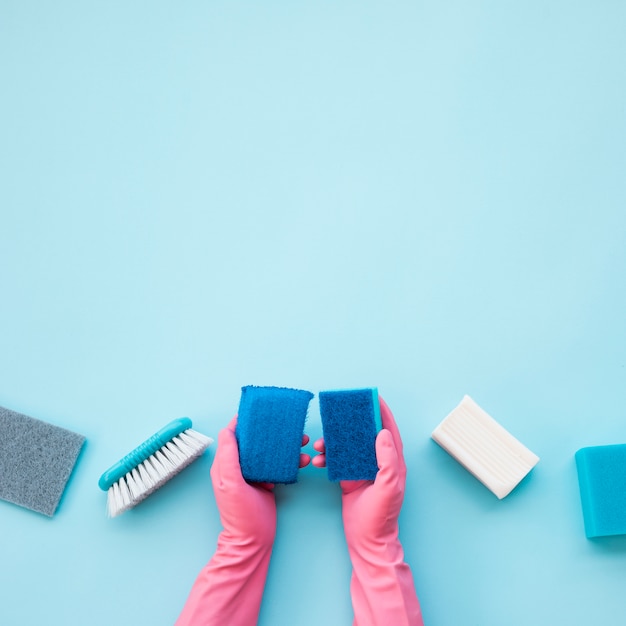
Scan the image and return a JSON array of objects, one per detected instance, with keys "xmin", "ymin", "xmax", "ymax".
[{"xmin": 98, "ymin": 417, "xmax": 192, "ymax": 490}]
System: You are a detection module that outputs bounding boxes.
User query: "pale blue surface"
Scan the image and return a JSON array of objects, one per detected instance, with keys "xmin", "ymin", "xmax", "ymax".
[{"xmin": 1, "ymin": 2, "xmax": 625, "ymax": 625}]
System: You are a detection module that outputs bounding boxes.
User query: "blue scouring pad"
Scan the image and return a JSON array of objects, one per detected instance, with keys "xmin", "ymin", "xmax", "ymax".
[
  {"xmin": 0, "ymin": 405, "xmax": 86, "ymax": 517},
  {"xmin": 575, "ymin": 444, "xmax": 626, "ymax": 538},
  {"xmin": 236, "ymin": 386, "xmax": 314, "ymax": 484},
  {"xmin": 318, "ymin": 388, "xmax": 382, "ymax": 481}
]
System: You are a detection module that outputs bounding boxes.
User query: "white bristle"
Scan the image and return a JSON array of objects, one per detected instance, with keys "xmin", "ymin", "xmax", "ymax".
[
  {"xmin": 154, "ymin": 448, "xmax": 174, "ymax": 474},
  {"xmin": 165, "ymin": 440, "xmax": 186, "ymax": 464},
  {"xmin": 136, "ymin": 462, "xmax": 154, "ymax": 491},
  {"xmin": 125, "ymin": 469, "xmax": 139, "ymax": 499},
  {"xmin": 106, "ymin": 428, "xmax": 213, "ymax": 517},
  {"xmin": 142, "ymin": 456, "xmax": 160, "ymax": 484}
]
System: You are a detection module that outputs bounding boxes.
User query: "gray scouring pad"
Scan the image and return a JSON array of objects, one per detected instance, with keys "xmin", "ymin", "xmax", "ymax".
[{"xmin": 0, "ymin": 405, "xmax": 86, "ymax": 517}]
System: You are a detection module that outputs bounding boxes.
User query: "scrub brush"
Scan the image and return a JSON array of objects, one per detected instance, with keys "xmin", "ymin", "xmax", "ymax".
[{"xmin": 98, "ymin": 418, "xmax": 213, "ymax": 517}]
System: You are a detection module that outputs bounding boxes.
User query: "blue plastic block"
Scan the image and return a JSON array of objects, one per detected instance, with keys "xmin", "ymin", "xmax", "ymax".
[
  {"xmin": 319, "ymin": 388, "xmax": 382, "ymax": 482},
  {"xmin": 236, "ymin": 385, "xmax": 314, "ymax": 484},
  {"xmin": 575, "ymin": 444, "xmax": 626, "ymax": 538}
]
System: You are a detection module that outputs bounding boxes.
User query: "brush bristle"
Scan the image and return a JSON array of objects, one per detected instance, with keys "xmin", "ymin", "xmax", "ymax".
[{"xmin": 106, "ymin": 429, "xmax": 213, "ymax": 517}]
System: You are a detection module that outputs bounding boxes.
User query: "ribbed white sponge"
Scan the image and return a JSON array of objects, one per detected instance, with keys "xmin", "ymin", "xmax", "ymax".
[{"xmin": 432, "ymin": 395, "xmax": 539, "ymax": 499}]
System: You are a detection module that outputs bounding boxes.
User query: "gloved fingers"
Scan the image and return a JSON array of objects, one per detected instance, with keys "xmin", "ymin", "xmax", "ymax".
[
  {"xmin": 378, "ymin": 396, "xmax": 407, "ymax": 482},
  {"xmin": 312, "ymin": 452, "xmax": 326, "ymax": 468},
  {"xmin": 216, "ymin": 415, "xmax": 244, "ymax": 484},
  {"xmin": 378, "ymin": 396, "xmax": 402, "ymax": 455},
  {"xmin": 215, "ymin": 431, "xmax": 276, "ymax": 493},
  {"xmin": 340, "ymin": 478, "xmax": 370, "ymax": 494},
  {"xmin": 226, "ymin": 415, "xmax": 238, "ymax": 432},
  {"xmin": 311, "ymin": 438, "xmax": 326, "ymax": 467},
  {"xmin": 213, "ymin": 419, "xmax": 311, "ymax": 483},
  {"xmin": 210, "ymin": 425, "xmax": 246, "ymax": 490},
  {"xmin": 298, "ymin": 434, "xmax": 312, "ymax": 467},
  {"xmin": 340, "ymin": 429, "xmax": 400, "ymax": 495},
  {"xmin": 372, "ymin": 428, "xmax": 402, "ymax": 498}
]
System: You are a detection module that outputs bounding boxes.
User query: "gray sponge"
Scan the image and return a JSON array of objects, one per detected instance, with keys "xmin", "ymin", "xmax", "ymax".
[{"xmin": 0, "ymin": 405, "xmax": 86, "ymax": 517}]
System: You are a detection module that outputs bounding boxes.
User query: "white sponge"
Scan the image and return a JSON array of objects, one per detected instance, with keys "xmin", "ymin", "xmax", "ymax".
[{"xmin": 432, "ymin": 395, "xmax": 539, "ymax": 499}]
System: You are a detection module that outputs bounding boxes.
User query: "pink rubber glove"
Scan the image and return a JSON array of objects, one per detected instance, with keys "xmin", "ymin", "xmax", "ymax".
[
  {"xmin": 313, "ymin": 397, "xmax": 424, "ymax": 626},
  {"xmin": 176, "ymin": 418, "xmax": 311, "ymax": 626}
]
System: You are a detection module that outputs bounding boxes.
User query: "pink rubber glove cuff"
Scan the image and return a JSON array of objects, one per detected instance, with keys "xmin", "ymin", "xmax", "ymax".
[
  {"xmin": 345, "ymin": 429, "xmax": 423, "ymax": 626},
  {"xmin": 175, "ymin": 421, "xmax": 277, "ymax": 626},
  {"xmin": 334, "ymin": 398, "xmax": 425, "ymax": 626}
]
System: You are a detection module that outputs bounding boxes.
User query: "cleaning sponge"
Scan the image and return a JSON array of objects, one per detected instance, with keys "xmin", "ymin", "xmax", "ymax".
[
  {"xmin": 575, "ymin": 444, "xmax": 626, "ymax": 538},
  {"xmin": 0, "ymin": 405, "xmax": 86, "ymax": 516},
  {"xmin": 318, "ymin": 388, "xmax": 382, "ymax": 481},
  {"xmin": 236, "ymin": 385, "xmax": 314, "ymax": 484}
]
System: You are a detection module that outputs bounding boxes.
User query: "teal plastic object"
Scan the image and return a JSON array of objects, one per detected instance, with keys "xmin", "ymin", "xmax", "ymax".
[
  {"xmin": 371, "ymin": 387, "xmax": 383, "ymax": 432},
  {"xmin": 575, "ymin": 444, "xmax": 626, "ymax": 538},
  {"xmin": 98, "ymin": 418, "xmax": 192, "ymax": 491}
]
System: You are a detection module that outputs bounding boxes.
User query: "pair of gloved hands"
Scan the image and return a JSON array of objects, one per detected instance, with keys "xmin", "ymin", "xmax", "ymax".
[{"xmin": 175, "ymin": 397, "xmax": 424, "ymax": 626}]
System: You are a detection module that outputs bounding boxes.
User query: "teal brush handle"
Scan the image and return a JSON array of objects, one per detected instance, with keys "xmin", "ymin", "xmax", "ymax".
[{"xmin": 98, "ymin": 417, "xmax": 192, "ymax": 490}]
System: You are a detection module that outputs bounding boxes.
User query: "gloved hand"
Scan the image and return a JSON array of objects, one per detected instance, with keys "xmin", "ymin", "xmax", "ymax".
[
  {"xmin": 313, "ymin": 397, "xmax": 424, "ymax": 626},
  {"xmin": 175, "ymin": 417, "xmax": 310, "ymax": 626}
]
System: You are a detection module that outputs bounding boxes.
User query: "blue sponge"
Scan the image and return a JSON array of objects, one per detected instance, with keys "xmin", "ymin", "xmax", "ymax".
[
  {"xmin": 236, "ymin": 386, "xmax": 314, "ymax": 484},
  {"xmin": 318, "ymin": 388, "xmax": 382, "ymax": 481},
  {"xmin": 575, "ymin": 444, "xmax": 626, "ymax": 538}
]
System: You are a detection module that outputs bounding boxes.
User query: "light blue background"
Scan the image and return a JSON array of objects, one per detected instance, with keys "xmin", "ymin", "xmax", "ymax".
[{"xmin": 1, "ymin": 2, "xmax": 625, "ymax": 625}]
